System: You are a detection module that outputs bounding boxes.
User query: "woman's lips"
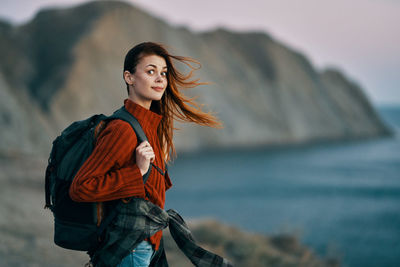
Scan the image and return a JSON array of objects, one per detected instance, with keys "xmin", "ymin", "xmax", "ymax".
[{"xmin": 152, "ymin": 86, "xmax": 164, "ymax": 92}]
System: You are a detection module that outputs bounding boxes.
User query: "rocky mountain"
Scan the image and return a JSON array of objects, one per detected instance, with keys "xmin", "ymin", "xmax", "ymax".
[{"xmin": 0, "ymin": 0, "xmax": 392, "ymax": 156}]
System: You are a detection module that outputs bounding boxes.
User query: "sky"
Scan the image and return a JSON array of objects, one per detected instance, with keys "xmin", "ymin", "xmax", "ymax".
[{"xmin": 1, "ymin": 0, "xmax": 399, "ymax": 106}]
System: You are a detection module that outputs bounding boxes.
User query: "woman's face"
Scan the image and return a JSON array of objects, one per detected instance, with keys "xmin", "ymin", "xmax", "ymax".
[{"xmin": 126, "ymin": 54, "xmax": 168, "ymax": 108}]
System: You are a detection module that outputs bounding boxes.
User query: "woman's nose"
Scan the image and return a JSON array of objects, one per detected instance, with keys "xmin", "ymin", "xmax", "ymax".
[{"xmin": 155, "ymin": 74, "xmax": 163, "ymax": 82}]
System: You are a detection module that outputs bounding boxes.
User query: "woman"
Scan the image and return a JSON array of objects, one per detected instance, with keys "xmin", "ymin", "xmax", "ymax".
[{"xmin": 69, "ymin": 42, "xmax": 223, "ymax": 266}]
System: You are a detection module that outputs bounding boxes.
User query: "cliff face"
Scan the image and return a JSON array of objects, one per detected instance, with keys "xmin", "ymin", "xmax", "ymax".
[{"xmin": 0, "ymin": 0, "xmax": 391, "ymax": 155}]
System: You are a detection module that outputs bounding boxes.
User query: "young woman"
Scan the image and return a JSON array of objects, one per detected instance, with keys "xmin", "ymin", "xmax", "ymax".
[{"xmin": 69, "ymin": 42, "xmax": 223, "ymax": 266}]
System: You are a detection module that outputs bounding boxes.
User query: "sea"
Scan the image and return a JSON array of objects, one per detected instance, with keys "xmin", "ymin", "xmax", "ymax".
[{"xmin": 165, "ymin": 106, "xmax": 400, "ymax": 267}]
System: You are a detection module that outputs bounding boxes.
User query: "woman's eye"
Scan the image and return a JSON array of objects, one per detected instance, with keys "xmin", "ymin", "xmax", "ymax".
[{"xmin": 147, "ymin": 70, "xmax": 167, "ymax": 76}]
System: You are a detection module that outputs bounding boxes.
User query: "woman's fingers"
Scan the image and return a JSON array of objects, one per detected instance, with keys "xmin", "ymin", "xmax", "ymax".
[
  {"xmin": 138, "ymin": 150, "xmax": 155, "ymax": 160},
  {"xmin": 136, "ymin": 141, "xmax": 149, "ymax": 151},
  {"xmin": 136, "ymin": 141, "xmax": 155, "ymax": 162},
  {"xmin": 141, "ymin": 151, "xmax": 155, "ymax": 157},
  {"xmin": 136, "ymin": 141, "xmax": 144, "ymax": 148},
  {"xmin": 137, "ymin": 147, "xmax": 154, "ymax": 155},
  {"xmin": 139, "ymin": 141, "xmax": 150, "ymax": 148},
  {"xmin": 136, "ymin": 142, "xmax": 153, "ymax": 153}
]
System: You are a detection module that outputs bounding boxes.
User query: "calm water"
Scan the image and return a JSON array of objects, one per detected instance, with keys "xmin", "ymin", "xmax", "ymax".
[{"xmin": 165, "ymin": 106, "xmax": 400, "ymax": 267}]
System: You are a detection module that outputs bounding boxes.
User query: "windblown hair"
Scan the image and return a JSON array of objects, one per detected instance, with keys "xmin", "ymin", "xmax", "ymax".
[{"xmin": 123, "ymin": 42, "xmax": 223, "ymax": 163}]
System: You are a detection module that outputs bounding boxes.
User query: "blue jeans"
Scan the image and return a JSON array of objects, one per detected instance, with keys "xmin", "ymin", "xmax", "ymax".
[{"xmin": 116, "ymin": 241, "xmax": 154, "ymax": 267}]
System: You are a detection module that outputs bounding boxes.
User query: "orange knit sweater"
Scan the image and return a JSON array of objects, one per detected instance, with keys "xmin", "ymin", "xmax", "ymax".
[{"xmin": 69, "ymin": 98, "xmax": 172, "ymax": 251}]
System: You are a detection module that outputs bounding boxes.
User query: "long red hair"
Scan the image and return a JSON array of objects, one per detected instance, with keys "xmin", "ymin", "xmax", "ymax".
[{"xmin": 123, "ymin": 42, "xmax": 223, "ymax": 163}]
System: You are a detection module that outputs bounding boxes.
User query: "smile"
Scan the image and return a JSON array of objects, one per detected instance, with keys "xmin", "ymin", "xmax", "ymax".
[{"xmin": 152, "ymin": 86, "xmax": 164, "ymax": 92}]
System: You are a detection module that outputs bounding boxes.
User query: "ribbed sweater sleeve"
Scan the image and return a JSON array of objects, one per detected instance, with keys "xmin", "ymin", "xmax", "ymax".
[{"xmin": 69, "ymin": 120, "xmax": 146, "ymax": 202}]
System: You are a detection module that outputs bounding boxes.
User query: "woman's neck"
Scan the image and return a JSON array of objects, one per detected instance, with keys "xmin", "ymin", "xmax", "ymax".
[{"xmin": 128, "ymin": 95, "xmax": 151, "ymax": 110}]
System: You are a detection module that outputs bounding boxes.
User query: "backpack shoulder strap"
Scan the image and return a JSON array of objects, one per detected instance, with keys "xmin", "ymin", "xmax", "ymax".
[
  {"xmin": 107, "ymin": 106, "xmax": 147, "ymax": 143},
  {"xmin": 106, "ymin": 106, "xmax": 152, "ymax": 184}
]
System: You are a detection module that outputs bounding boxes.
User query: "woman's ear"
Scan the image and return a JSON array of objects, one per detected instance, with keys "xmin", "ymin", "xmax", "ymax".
[{"xmin": 123, "ymin": 71, "xmax": 134, "ymax": 85}]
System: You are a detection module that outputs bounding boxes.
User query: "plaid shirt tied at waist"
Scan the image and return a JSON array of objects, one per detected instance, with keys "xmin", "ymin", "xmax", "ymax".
[{"xmin": 88, "ymin": 198, "xmax": 233, "ymax": 267}]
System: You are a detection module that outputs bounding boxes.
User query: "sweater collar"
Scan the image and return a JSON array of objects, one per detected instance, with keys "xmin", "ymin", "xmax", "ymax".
[{"xmin": 124, "ymin": 98, "xmax": 162, "ymax": 131}]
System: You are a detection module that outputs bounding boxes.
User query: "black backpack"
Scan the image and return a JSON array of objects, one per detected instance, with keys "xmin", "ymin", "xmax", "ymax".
[{"xmin": 44, "ymin": 106, "xmax": 154, "ymax": 251}]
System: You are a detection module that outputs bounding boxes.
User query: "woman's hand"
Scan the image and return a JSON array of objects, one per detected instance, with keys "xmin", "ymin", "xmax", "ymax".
[{"xmin": 136, "ymin": 141, "xmax": 155, "ymax": 176}]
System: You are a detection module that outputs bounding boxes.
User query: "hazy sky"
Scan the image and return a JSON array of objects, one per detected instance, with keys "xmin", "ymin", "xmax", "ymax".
[{"xmin": 1, "ymin": 0, "xmax": 399, "ymax": 105}]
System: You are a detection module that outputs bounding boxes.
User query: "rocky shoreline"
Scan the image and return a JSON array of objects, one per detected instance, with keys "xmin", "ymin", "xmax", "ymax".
[{"xmin": 0, "ymin": 155, "xmax": 339, "ymax": 266}]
